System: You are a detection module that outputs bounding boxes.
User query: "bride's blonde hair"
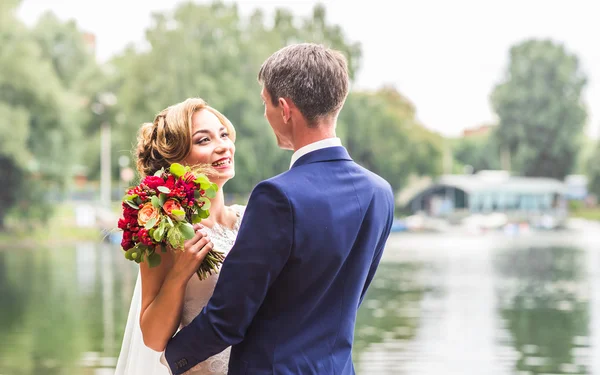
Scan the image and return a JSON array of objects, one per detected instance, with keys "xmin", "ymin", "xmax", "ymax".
[{"xmin": 135, "ymin": 98, "xmax": 236, "ymax": 178}]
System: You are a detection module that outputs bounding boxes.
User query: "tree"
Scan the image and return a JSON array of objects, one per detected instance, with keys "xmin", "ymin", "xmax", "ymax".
[
  {"xmin": 0, "ymin": 4, "xmax": 92, "ymax": 228},
  {"xmin": 451, "ymin": 127, "xmax": 501, "ymax": 173},
  {"xmin": 32, "ymin": 12, "xmax": 96, "ymax": 90},
  {"xmin": 110, "ymin": 1, "xmax": 362, "ymax": 195},
  {"xmin": 585, "ymin": 141, "xmax": 600, "ymax": 198},
  {"xmin": 491, "ymin": 39, "xmax": 587, "ymax": 179},
  {"xmin": 339, "ymin": 87, "xmax": 443, "ymax": 193}
]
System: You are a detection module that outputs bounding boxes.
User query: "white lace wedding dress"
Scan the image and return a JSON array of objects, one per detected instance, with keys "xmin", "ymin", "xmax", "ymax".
[{"xmin": 114, "ymin": 204, "xmax": 245, "ymax": 375}]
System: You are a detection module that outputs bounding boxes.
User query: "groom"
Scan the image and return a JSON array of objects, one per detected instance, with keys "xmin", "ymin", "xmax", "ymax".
[{"xmin": 165, "ymin": 43, "xmax": 394, "ymax": 374}]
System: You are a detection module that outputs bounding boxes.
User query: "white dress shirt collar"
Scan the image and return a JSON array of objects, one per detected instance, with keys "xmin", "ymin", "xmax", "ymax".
[{"xmin": 289, "ymin": 137, "xmax": 342, "ymax": 169}]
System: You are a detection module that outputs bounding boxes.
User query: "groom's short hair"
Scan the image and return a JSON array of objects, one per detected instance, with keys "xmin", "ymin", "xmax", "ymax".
[{"xmin": 258, "ymin": 43, "xmax": 349, "ymax": 126}]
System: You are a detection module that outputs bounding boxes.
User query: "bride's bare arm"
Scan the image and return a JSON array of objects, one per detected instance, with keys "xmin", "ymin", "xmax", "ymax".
[{"xmin": 139, "ymin": 228, "xmax": 214, "ymax": 352}]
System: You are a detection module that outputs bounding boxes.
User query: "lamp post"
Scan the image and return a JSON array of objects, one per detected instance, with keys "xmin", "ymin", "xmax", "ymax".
[{"xmin": 92, "ymin": 92, "xmax": 117, "ymax": 208}]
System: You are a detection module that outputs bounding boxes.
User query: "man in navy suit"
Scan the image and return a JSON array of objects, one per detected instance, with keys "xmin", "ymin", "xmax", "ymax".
[{"xmin": 165, "ymin": 43, "xmax": 395, "ymax": 375}]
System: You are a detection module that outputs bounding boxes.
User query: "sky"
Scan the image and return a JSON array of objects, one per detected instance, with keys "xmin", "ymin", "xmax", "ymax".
[{"xmin": 17, "ymin": 0, "xmax": 600, "ymax": 138}]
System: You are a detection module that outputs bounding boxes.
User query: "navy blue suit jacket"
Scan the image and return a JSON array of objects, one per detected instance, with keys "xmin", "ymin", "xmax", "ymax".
[{"xmin": 165, "ymin": 146, "xmax": 394, "ymax": 374}]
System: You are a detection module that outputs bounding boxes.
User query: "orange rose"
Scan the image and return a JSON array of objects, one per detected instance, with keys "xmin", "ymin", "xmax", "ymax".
[
  {"xmin": 163, "ymin": 199, "xmax": 185, "ymax": 221},
  {"xmin": 137, "ymin": 202, "xmax": 160, "ymax": 227}
]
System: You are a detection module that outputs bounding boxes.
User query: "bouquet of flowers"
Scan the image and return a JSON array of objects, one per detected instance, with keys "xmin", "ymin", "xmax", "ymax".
[{"xmin": 117, "ymin": 163, "xmax": 224, "ymax": 280}]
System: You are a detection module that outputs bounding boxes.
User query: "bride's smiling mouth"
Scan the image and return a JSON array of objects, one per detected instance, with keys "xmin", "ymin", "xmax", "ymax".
[{"xmin": 212, "ymin": 157, "xmax": 233, "ymax": 169}]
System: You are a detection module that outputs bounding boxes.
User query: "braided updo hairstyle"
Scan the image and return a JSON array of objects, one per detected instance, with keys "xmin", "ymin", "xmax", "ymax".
[{"xmin": 135, "ymin": 98, "xmax": 236, "ymax": 179}]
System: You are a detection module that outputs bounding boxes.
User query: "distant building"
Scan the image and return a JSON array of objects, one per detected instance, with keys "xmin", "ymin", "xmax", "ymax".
[
  {"xmin": 564, "ymin": 174, "xmax": 588, "ymax": 200},
  {"xmin": 405, "ymin": 170, "xmax": 567, "ymax": 217}
]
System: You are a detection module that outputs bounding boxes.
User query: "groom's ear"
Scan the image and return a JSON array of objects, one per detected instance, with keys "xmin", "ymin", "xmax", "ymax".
[{"xmin": 279, "ymin": 97, "xmax": 291, "ymax": 124}]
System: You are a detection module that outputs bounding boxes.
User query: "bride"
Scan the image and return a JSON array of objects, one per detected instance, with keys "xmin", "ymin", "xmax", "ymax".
[{"xmin": 115, "ymin": 98, "xmax": 244, "ymax": 375}]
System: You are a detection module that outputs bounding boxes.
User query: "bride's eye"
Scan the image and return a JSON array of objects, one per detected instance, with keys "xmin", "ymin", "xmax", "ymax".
[
  {"xmin": 221, "ymin": 132, "xmax": 229, "ymax": 138},
  {"xmin": 196, "ymin": 137, "xmax": 209, "ymax": 144}
]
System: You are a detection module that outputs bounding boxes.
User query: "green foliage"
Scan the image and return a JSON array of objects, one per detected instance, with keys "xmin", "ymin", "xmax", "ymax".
[
  {"xmin": 339, "ymin": 87, "xmax": 443, "ymax": 192},
  {"xmin": 451, "ymin": 129, "xmax": 501, "ymax": 173},
  {"xmin": 32, "ymin": 12, "xmax": 96, "ymax": 89},
  {"xmin": 0, "ymin": 4, "xmax": 109, "ymax": 229},
  {"xmin": 6, "ymin": 1, "xmax": 559, "ymax": 229},
  {"xmin": 585, "ymin": 141, "xmax": 600, "ymax": 198},
  {"xmin": 491, "ymin": 39, "xmax": 587, "ymax": 179},
  {"xmin": 110, "ymin": 1, "xmax": 363, "ymax": 194}
]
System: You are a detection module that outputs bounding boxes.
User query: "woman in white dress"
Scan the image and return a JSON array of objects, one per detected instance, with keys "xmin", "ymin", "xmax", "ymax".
[{"xmin": 114, "ymin": 98, "xmax": 244, "ymax": 375}]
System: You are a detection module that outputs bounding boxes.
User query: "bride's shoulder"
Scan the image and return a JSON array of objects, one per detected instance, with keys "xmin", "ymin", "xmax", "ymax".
[{"xmin": 228, "ymin": 204, "xmax": 246, "ymax": 217}]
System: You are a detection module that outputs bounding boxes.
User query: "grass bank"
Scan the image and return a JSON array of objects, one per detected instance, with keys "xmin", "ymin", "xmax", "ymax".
[
  {"xmin": 0, "ymin": 203, "xmax": 108, "ymax": 249},
  {"xmin": 569, "ymin": 208, "xmax": 600, "ymax": 221}
]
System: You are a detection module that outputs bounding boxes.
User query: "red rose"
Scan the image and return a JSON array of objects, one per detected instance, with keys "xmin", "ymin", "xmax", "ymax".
[
  {"xmin": 163, "ymin": 199, "xmax": 185, "ymax": 221},
  {"xmin": 121, "ymin": 230, "xmax": 134, "ymax": 250},
  {"xmin": 165, "ymin": 175, "xmax": 176, "ymax": 190},
  {"xmin": 118, "ymin": 218, "xmax": 128, "ymax": 230},
  {"xmin": 143, "ymin": 176, "xmax": 165, "ymax": 190},
  {"xmin": 122, "ymin": 204, "xmax": 137, "ymax": 219}
]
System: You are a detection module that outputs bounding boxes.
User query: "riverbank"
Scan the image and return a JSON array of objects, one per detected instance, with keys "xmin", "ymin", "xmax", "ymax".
[
  {"xmin": 0, "ymin": 203, "xmax": 107, "ymax": 249},
  {"xmin": 570, "ymin": 207, "xmax": 600, "ymax": 221}
]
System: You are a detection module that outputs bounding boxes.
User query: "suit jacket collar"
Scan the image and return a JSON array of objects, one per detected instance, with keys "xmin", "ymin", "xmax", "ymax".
[{"xmin": 290, "ymin": 146, "xmax": 353, "ymax": 169}]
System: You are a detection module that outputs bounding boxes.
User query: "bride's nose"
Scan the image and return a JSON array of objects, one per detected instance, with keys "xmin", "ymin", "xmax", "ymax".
[{"xmin": 214, "ymin": 141, "xmax": 229, "ymax": 154}]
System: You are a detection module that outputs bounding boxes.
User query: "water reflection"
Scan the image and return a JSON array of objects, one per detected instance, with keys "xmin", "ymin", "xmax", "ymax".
[
  {"xmin": 3, "ymin": 232, "xmax": 600, "ymax": 374},
  {"xmin": 353, "ymin": 262, "xmax": 431, "ymax": 371},
  {"xmin": 495, "ymin": 246, "xmax": 590, "ymax": 374},
  {"xmin": 0, "ymin": 243, "xmax": 136, "ymax": 375}
]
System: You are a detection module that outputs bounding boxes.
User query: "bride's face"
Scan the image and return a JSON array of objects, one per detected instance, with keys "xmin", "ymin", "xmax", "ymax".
[{"xmin": 184, "ymin": 109, "xmax": 235, "ymax": 184}]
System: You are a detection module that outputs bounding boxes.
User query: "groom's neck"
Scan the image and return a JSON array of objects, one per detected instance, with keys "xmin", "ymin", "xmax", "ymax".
[{"xmin": 291, "ymin": 119, "xmax": 337, "ymax": 152}]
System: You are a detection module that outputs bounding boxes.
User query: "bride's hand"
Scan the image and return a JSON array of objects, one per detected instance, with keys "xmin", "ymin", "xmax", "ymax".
[{"xmin": 167, "ymin": 224, "xmax": 213, "ymax": 285}]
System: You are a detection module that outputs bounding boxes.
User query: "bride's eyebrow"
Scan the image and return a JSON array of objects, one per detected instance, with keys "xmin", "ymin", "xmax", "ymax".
[{"xmin": 192, "ymin": 127, "xmax": 226, "ymax": 136}]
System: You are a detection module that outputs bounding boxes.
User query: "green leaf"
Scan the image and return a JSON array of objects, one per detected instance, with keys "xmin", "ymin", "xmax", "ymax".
[
  {"xmin": 125, "ymin": 200, "xmax": 139, "ymax": 210},
  {"xmin": 205, "ymin": 188, "xmax": 216, "ymax": 199},
  {"xmin": 172, "ymin": 209, "xmax": 185, "ymax": 217},
  {"xmin": 194, "ymin": 174, "xmax": 210, "ymax": 185},
  {"xmin": 211, "ymin": 183, "xmax": 218, "ymax": 191},
  {"xmin": 159, "ymin": 193, "xmax": 168, "ymax": 207},
  {"xmin": 166, "ymin": 215, "xmax": 174, "ymax": 227},
  {"xmin": 168, "ymin": 226, "xmax": 184, "ymax": 249},
  {"xmin": 153, "ymin": 168, "xmax": 164, "ymax": 177},
  {"xmin": 170, "ymin": 163, "xmax": 186, "ymax": 177},
  {"xmin": 194, "ymin": 190, "xmax": 201, "ymax": 199},
  {"xmin": 153, "ymin": 225, "xmax": 165, "ymax": 241},
  {"xmin": 124, "ymin": 193, "xmax": 138, "ymax": 201},
  {"xmin": 199, "ymin": 197, "xmax": 211, "ymax": 211},
  {"xmin": 198, "ymin": 209, "xmax": 210, "ymax": 219},
  {"xmin": 125, "ymin": 245, "xmax": 142, "ymax": 262},
  {"xmin": 192, "ymin": 213, "xmax": 202, "ymax": 224},
  {"xmin": 151, "ymin": 195, "xmax": 160, "ymax": 208},
  {"xmin": 179, "ymin": 222, "xmax": 196, "ymax": 240},
  {"xmin": 145, "ymin": 217, "xmax": 158, "ymax": 230},
  {"xmin": 147, "ymin": 252, "xmax": 162, "ymax": 268},
  {"xmin": 157, "ymin": 186, "xmax": 171, "ymax": 194},
  {"xmin": 159, "ymin": 219, "xmax": 167, "ymax": 231}
]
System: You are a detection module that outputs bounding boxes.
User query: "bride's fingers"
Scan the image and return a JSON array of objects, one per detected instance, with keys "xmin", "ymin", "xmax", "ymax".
[
  {"xmin": 190, "ymin": 236, "xmax": 210, "ymax": 253},
  {"xmin": 185, "ymin": 229, "xmax": 206, "ymax": 247},
  {"xmin": 196, "ymin": 241, "xmax": 213, "ymax": 260}
]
